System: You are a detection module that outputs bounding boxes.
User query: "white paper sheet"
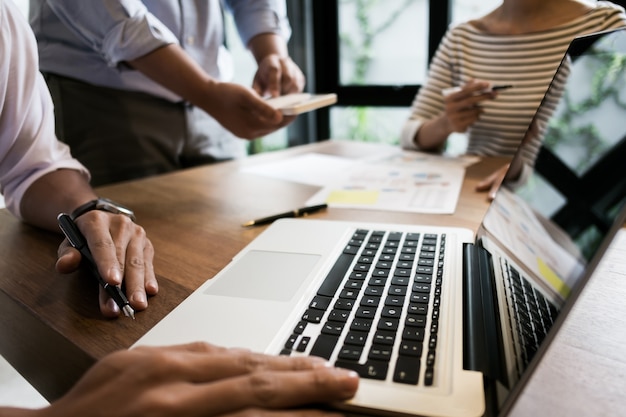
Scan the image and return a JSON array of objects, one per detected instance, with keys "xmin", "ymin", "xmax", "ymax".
[
  {"xmin": 241, "ymin": 153, "xmax": 355, "ymax": 186},
  {"xmin": 305, "ymin": 159, "xmax": 466, "ymax": 214},
  {"xmin": 242, "ymin": 148, "xmax": 476, "ymax": 214}
]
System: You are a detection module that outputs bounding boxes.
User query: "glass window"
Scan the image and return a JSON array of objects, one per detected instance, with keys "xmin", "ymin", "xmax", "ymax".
[
  {"xmin": 329, "ymin": 0, "xmax": 504, "ymax": 146},
  {"xmin": 331, "ymin": 107, "xmax": 409, "ymax": 145},
  {"xmin": 451, "ymin": 0, "xmax": 501, "ymax": 23},
  {"xmin": 338, "ymin": 0, "xmax": 429, "ymax": 86}
]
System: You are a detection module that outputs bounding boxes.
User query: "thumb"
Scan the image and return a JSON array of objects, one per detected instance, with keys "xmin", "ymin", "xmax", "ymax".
[{"xmin": 56, "ymin": 240, "xmax": 82, "ymax": 274}]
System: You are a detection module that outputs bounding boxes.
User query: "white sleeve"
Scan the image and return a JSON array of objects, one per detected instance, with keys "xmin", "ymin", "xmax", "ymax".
[{"xmin": 0, "ymin": 1, "xmax": 88, "ymax": 219}]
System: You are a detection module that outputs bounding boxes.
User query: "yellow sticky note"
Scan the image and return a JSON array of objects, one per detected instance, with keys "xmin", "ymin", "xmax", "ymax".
[
  {"xmin": 537, "ymin": 257, "xmax": 570, "ymax": 298},
  {"xmin": 327, "ymin": 190, "xmax": 379, "ymax": 205}
]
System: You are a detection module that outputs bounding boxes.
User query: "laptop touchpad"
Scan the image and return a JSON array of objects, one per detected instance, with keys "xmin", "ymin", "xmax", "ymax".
[{"xmin": 204, "ymin": 250, "xmax": 321, "ymax": 301}]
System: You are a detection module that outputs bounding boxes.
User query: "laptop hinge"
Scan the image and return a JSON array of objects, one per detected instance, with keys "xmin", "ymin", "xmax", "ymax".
[{"xmin": 462, "ymin": 242, "xmax": 507, "ymax": 385}]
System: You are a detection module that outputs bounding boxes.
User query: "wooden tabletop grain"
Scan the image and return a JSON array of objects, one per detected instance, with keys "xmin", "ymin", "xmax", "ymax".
[{"xmin": 0, "ymin": 140, "xmax": 623, "ymax": 415}]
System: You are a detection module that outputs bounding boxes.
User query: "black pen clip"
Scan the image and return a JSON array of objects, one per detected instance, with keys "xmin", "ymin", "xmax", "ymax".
[
  {"xmin": 58, "ymin": 213, "xmax": 95, "ymax": 263},
  {"xmin": 58, "ymin": 213, "xmax": 85, "ymax": 249}
]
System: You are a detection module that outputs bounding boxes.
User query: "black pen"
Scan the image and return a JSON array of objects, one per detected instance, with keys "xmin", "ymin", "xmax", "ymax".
[
  {"xmin": 491, "ymin": 84, "xmax": 513, "ymax": 91},
  {"xmin": 57, "ymin": 213, "xmax": 135, "ymax": 319},
  {"xmin": 242, "ymin": 203, "xmax": 328, "ymax": 227}
]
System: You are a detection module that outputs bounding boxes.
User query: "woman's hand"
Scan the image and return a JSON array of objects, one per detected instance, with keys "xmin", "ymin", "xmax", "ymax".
[{"xmin": 475, "ymin": 163, "xmax": 510, "ymax": 201}]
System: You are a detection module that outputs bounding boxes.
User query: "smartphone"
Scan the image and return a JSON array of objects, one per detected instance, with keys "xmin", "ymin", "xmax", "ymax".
[{"xmin": 266, "ymin": 93, "xmax": 337, "ymax": 115}]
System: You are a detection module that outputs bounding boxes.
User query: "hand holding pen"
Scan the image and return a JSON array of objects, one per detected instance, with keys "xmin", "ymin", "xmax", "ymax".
[
  {"xmin": 56, "ymin": 212, "xmax": 157, "ymax": 318},
  {"xmin": 441, "ymin": 80, "xmax": 512, "ymax": 134}
]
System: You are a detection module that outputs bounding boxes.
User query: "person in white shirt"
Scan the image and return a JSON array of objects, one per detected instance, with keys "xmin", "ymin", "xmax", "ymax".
[
  {"xmin": 0, "ymin": 3, "xmax": 359, "ymax": 415},
  {"xmin": 1, "ymin": 0, "xmax": 157, "ymax": 318},
  {"xmin": 30, "ymin": 0, "xmax": 305, "ymax": 186}
]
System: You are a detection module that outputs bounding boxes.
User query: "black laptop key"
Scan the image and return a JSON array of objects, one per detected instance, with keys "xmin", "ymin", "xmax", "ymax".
[
  {"xmin": 407, "ymin": 302, "xmax": 428, "ymax": 315},
  {"xmin": 373, "ymin": 330, "xmax": 396, "ymax": 345},
  {"xmin": 424, "ymin": 367, "xmax": 434, "ymax": 386},
  {"xmin": 293, "ymin": 321, "xmax": 307, "ymax": 334},
  {"xmin": 399, "ymin": 253, "xmax": 416, "ymax": 262},
  {"xmin": 402, "ymin": 327, "xmax": 425, "ymax": 341},
  {"xmin": 413, "ymin": 283, "xmax": 431, "ymax": 293},
  {"xmin": 309, "ymin": 295, "xmax": 332, "ymax": 311},
  {"xmin": 334, "ymin": 298, "xmax": 355, "ymax": 310},
  {"xmin": 381, "ymin": 305, "xmax": 402, "ymax": 319},
  {"xmin": 345, "ymin": 330, "xmax": 368, "ymax": 346},
  {"xmin": 338, "ymin": 345, "xmax": 363, "ymax": 361},
  {"xmin": 328, "ymin": 310, "xmax": 350, "ymax": 322},
  {"xmin": 321, "ymin": 322, "xmax": 345, "ymax": 336},
  {"xmin": 377, "ymin": 318, "xmax": 400, "ymax": 332},
  {"xmin": 354, "ymin": 263, "xmax": 373, "ymax": 273},
  {"xmin": 393, "ymin": 355, "xmax": 421, "ymax": 384},
  {"xmin": 285, "ymin": 334, "xmax": 298, "ymax": 350},
  {"xmin": 318, "ymin": 252, "xmax": 357, "ymax": 297},
  {"xmin": 414, "ymin": 274, "xmax": 432, "ymax": 283},
  {"xmin": 345, "ymin": 279, "xmax": 364, "ymax": 290},
  {"xmin": 391, "ymin": 275, "xmax": 410, "ymax": 285},
  {"xmin": 335, "ymin": 359, "xmax": 388, "ymax": 380},
  {"xmin": 296, "ymin": 336, "xmax": 311, "ymax": 352},
  {"xmin": 355, "ymin": 306, "xmax": 377, "ymax": 319},
  {"xmin": 350, "ymin": 318, "xmax": 373, "ymax": 332},
  {"xmin": 368, "ymin": 344, "xmax": 393, "ymax": 361},
  {"xmin": 398, "ymin": 340, "xmax": 423, "ymax": 356},
  {"xmin": 405, "ymin": 313, "xmax": 427, "ymax": 327},
  {"xmin": 310, "ymin": 334, "xmax": 339, "ymax": 360},
  {"xmin": 396, "ymin": 260, "xmax": 414, "ymax": 269},
  {"xmin": 302, "ymin": 308, "xmax": 324, "ymax": 323},
  {"xmin": 339, "ymin": 289, "xmax": 359, "ymax": 299},
  {"xmin": 428, "ymin": 334, "xmax": 438, "ymax": 350}
]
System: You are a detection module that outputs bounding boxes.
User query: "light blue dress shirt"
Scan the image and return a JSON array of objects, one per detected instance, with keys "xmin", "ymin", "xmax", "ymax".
[{"xmin": 29, "ymin": 0, "xmax": 291, "ymax": 102}]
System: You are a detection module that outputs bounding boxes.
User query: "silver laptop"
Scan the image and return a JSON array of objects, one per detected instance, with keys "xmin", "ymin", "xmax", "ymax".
[{"xmin": 135, "ymin": 28, "xmax": 626, "ymax": 417}]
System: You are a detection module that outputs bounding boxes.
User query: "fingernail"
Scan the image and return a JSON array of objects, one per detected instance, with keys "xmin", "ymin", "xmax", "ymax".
[
  {"xmin": 333, "ymin": 368, "xmax": 360, "ymax": 395},
  {"xmin": 107, "ymin": 298, "xmax": 120, "ymax": 314},
  {"xmin": 132, "ymin": 291, "xmax": 146, "ymax": 305},
  {"xmin": 308, "ymin": 357, "xmax": 332, "ymax": 368},
  {"xmin": 331, "ymin": 367, "xmax": 359, "ymax": 379},
  {"xmin": 108, "ymin": 268, "xmax": 122, "ymax": 285}
]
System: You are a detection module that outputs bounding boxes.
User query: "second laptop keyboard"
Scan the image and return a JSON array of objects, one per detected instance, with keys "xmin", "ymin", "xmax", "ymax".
[{"xmin": 280, "ymin": 228, "xmax": 446, "ymax": 386}]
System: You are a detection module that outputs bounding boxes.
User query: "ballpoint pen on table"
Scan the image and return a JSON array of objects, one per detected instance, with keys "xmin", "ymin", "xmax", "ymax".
[
  {"xmin": 57, "ymin": 213, "xmax": 135, "ymax": 319},
  {"xmin": 242, "ymin": 203, "xmax": 328, "ymax": 227}
]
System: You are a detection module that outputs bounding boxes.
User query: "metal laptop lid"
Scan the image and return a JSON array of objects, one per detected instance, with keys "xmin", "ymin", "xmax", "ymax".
[{"xmin": 476, "ymin": 27, "xmax": 626, "ymax": 415}]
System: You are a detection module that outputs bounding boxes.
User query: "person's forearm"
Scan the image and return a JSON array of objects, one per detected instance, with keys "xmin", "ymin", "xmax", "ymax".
[
  {"xmin": 20, "ymin": 169, "xmax": 97, "ymax": 232},
  {"xmin": 126, "ymin": 44, "xmax": 220, "ymax": 114},
  {"xmin": 414, "ymin": 115, "xmax": 453, "ymax": 151},
  {"xmin": 248, "ymin": 33, "xmax": 289, "ymax": 62}
]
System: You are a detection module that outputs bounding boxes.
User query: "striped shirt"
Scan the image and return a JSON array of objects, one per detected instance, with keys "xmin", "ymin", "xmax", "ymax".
[{"xmin": 400, "ymin": 1, "xmax": 626, "ymax": 158}]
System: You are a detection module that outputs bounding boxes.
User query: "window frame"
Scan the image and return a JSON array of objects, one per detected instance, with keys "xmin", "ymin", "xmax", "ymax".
[{"xmin": 285, "ymin": 0, "xmax": 452, "ymax": 141}]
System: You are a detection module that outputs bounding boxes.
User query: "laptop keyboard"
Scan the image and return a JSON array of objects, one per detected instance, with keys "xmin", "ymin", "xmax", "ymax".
[
  {"xmin": 500, "ymin": 259, "xmax": 558, "ymax": 374},
  {"xmin": 280, "ymin": 228, "xmax": 446, "ymax": 386}
]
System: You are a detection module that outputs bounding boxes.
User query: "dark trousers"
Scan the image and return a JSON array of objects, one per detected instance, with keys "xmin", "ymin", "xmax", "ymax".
[{"xmin": 44, "ymin": 73, "xmax": 247, "ymax": 186}]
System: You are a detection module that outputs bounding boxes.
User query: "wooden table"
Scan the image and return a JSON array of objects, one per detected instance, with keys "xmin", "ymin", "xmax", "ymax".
[{"xmin": 0, "ymin": 140, "xmax": 623, "ymax": 415}]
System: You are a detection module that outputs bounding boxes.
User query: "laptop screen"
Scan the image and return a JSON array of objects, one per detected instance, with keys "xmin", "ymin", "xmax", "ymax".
[
  {"xmin": 481, "ymin": 28, "xmax": 626, "ymax": 302},
  {"xmin": 477, "ymin": 27, "xmax": 626, "ymax": 413}
]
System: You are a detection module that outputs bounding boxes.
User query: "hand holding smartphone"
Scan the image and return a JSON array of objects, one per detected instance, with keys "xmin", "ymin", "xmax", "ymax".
[{"xmin": 266, "ymin": 93, "xmax": 337, "ymax": 115}]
